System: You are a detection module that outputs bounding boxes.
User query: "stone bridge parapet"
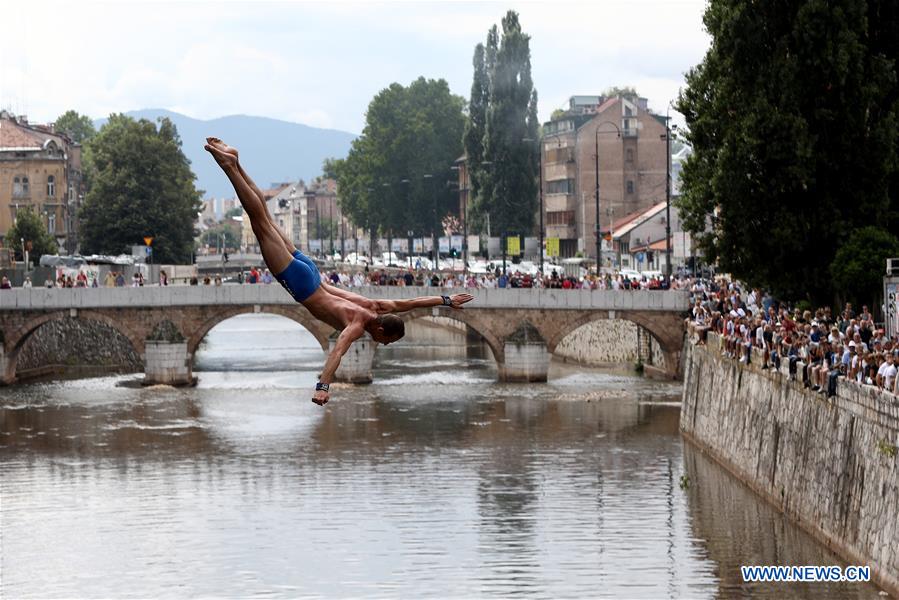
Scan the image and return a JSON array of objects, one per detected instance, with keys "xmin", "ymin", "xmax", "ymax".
[{"xmin": 0, "ymin": 287, "xmax": 689, "ymax": 385}]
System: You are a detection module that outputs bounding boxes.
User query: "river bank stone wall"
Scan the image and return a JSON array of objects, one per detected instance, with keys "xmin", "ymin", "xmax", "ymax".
[
  {"xmin": 16, "ymin": 318, "xmax": 142, "ymax": 373},
  {"xmin": 681, "ymin": 332, "xmax": 899, "ymax": 596}
]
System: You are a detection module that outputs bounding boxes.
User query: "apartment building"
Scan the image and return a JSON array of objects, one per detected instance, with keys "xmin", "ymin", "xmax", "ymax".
[
  {"xmin": 0, "ymin": 111, "xmax": 85, "ymax": 253},
  {"xmin": 542, "ymin": 94, "xmax": 669, "ymax": 259}
]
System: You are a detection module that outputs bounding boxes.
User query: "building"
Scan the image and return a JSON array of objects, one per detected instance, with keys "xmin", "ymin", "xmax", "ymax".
[
  {"xmin": 0, "ymin": 111, "xmax": 85, "ymax": 254},
  {"xmin": 541, "ymin": 94, "xmax": 669, "ymax": 259},
  {"xmin": 239, "ymin": 182, "xmax": 291, "ymax": 251},
  {"xmin": 304, "ymin": 178, "xmax": 350, "ymax": 257}
]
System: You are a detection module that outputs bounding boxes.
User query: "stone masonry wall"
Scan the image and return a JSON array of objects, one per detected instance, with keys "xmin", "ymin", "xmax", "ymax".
[
  {"xmin": 554, "ymin": 319, "xmax": 667, "ymax": 371},
  {"xmin": 17, "ymin": 318, "xmax": 142, "ymax": 371},
  {"xmin": 681, "ymin": 332, "xmax": 899, "ymax": 596}
]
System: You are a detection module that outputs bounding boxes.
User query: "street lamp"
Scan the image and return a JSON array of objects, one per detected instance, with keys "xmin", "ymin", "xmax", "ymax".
[
  {"xmin": 523, "ymin": 137, "xmax": 544, "ymax": 275},
  {"xmin": 450, "ymin": 164, "xmax": 468, "ymax": 275},
  {"xmin": 423, "ymin": 173, "xmax": 435, "ymax": 266},
  {"xmin": 594, "ymin": 121, "xmax": 621, "ymax": 271},
  {"xmin": 660, "ymin": 111, "xmax": 678, "ymax": 283}
]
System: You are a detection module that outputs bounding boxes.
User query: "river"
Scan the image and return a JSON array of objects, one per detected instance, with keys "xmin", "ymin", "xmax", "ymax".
[{"xmin": 0, "ymin": 314, "xmax": 884, "ymax": 598}]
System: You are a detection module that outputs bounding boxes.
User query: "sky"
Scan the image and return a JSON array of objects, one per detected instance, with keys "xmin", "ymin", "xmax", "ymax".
[{"xmin": 0, "ymin": 0, "xmax": 710, "ymax": 134}]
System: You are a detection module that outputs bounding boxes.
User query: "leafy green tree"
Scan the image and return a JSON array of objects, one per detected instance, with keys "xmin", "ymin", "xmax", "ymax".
[
  {"xmin": 479, "ymin": 10, "xmax": 540, "ymax": 259},
  {"xmin": 200, "ymin": 221, "xmax": 242, "ymax": 250},
  {"xmin": 80, "ymin": 114, "xmax": 202, "ymax": 263},
  {"xmin": 55, "ymin": 110, "xmax": 96, "ymax": 143},
  {"xmin": 7, "ymin": 206, "xmax": 58, "ymax": 259},
  {"xmin": 224, "ymin": 206, "xmax": 243, "ymax": 219},
  {"xmin": 676, "ymin": 0, "xmax": 899, "ymax": 303},
  {"xmin": 602, "ymin": 86, "xmax": 639, "ymax": 98},
  {"xmin": 321, "ymin": 157, "xmax": 341, "ymax": 180},
  {"xmin": 830, "ymin": 226, "xmax": 899, "ymax": 312},
  {"xmin": 334, "ymin": 78, "xmax": 465, "ymax": 254}
]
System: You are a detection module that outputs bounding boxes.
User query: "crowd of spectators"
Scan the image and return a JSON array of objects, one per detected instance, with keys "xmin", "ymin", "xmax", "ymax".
[
  {"xmin": 300, "ymin": 267, "xmax": 679, "ymax": 290},
  {"xmin": 688, "ymin": 278, "xmax": 898, "ymax": 397}
]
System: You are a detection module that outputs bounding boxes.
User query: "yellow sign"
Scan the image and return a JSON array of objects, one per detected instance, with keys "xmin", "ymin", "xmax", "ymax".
[
  {"xmin": 546, "ymin": 237, "xmax": 560, "ymax": 257},
  {"xmin": 506, "ymin": 236, "xmax": 520, "ymax": 256},
  {"xmin": 143, "ymin": 236, "xmax": 154, "ymax": 246}
]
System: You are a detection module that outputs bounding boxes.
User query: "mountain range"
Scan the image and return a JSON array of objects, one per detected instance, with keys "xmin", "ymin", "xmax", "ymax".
[{"xmin": 93, "ymin": 109, "xmax": 356, "ymax": 199}]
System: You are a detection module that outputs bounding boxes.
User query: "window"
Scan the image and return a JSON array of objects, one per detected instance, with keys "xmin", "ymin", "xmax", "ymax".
[
  {"xmin": 22, "ymin": 177, "xmax": 29, "ymax": 196},
  {"xmin": 547, "ymin": 179, "xmax": 574, "ymax": 194},
  {"xmin": 547, "ymin": 211, "xmax": 575, "ymax": 226},
  {"xmin": 47, "ymin": 175, "xmax": 55, "ymax": 197},
  {"xmin": 626, "ymin": 180, "xmax": 635, "ymax": 194},
  {"xmin": 48, "ymin": 213, "xmax": 56, "ymax": 233},
  {"xmin": 626, "ymin": 149, "xmax": 634, "ymax": 162}
]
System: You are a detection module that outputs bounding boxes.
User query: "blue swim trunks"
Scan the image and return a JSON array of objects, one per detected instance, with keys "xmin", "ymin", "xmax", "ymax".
[{"xmin": 274, "ymin": 249, "xmax": 321, "ymax": 302}]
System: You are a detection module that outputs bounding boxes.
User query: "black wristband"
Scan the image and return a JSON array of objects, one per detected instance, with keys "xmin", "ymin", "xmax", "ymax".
[
  {"xmin": 315, "ymin": 382, "xmax": 330, "ymax": 392},
  {"xmin": 441, "ymin": 295, "xmax": 452, "ymax": 306}
]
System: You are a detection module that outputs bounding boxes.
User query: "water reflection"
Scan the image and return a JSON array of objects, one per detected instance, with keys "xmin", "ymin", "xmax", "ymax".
[{"xmin": 0, "ymin": 314, "xmax": 884, "ymax": 598}]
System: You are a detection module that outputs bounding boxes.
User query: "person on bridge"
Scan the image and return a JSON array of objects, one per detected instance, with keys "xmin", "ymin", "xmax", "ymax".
[{"xmin": 204, "ymin": 137, "xmax": 473, "ymax": 406}]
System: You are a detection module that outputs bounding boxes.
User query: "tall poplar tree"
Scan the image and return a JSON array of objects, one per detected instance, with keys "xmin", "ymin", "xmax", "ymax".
[
  {"xmin": 465, "ymin": 11, "xmax": 539, "ymax": 253},
  {"xmin": 462, "ymin": 43, "xmax": 489, "ymax": 226},
  {"xmin": 676, "ymin": 0, "xmax": 899, "ymax": 303}
]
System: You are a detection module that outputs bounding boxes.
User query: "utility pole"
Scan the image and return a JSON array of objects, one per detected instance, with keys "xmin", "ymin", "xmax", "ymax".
[{"xmin": 665, "ymin": 111, "xmax": 673, "ymax": 283}]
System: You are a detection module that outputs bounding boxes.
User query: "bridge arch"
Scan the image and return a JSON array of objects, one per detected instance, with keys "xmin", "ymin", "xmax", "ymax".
[
  {"xmin": 3, "ymin": 310, "xmax": 145, "ymax": 383},
  {"xmin": 398, "ymin": 308, "xmax": 505, "ymax": 364},
  {"xmin": 186, "ymin": 306, "xmax": 334, "ymax": 356},
  {"xmin": 545, "ymin": 310, "xmax": 685, "ymax": 377}
]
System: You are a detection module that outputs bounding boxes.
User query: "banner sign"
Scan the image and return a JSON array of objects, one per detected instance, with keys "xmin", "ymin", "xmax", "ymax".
[{"xmin": 546, "ymin": 237, "xmax": 559, "ymax": 257}]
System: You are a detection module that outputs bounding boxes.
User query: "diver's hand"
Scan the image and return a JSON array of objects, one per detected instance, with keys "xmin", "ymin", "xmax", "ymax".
[
  {"xmin": 312, "ymin": 389, "xmax": 330, "ymax": 406},
  {"xmin": 450, "ymin": 293, "xmax": 474, "ymax": 309}
]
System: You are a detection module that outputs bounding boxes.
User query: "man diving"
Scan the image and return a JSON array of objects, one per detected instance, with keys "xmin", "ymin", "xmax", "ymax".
[{"xmin": 204, "ymin": 138, "xmax": 473, "ymax": 406}]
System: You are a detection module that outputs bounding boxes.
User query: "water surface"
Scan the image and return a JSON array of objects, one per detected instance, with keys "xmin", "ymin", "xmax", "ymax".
[{"xmin": 0, "ymin": 314, "xmax": 883, "ymax": 598}]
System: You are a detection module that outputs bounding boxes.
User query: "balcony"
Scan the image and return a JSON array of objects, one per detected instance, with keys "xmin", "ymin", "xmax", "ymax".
[
  {"xmin": 545, "ymin": 224, "xmax": 576, "ymax": 240},
  {"xmin": 544, "ymin": 193, "xmax": 578, "ymax": 212}
]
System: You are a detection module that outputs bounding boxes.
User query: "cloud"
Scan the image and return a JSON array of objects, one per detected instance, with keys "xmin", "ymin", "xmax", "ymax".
[{"xmin": 0, "ymin": 0, "xmax": 710, "ymax": 133}]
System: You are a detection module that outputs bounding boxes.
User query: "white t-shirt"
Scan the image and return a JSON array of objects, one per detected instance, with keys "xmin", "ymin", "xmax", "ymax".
[{"xmin": 883, "ymin": 364, "xmax": 897, "ymax": 390}]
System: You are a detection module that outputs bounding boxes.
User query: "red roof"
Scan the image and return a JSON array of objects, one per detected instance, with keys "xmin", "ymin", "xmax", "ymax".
[{"xmin": 0, "ymin": 117, "xmax": 49, "ymax": 149}]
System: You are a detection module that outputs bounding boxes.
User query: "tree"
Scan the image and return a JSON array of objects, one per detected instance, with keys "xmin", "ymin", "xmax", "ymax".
[
  {"xmin": 476, "ymin": 10, "xmax": 539, "ymax": 260},
  {"xmin": 602, "ymin": 86, "xmax": 639, "ymax": 98},
  {"xmin": 321, "ymin": 157, "xmax": 341, "ymax": 180},
  {"xmin": 55, "ymin": 110, "xmax": 96, "ymax": 143},
  {"xmin": 80, "ymin": 114, "xmax": 202, "ymax": 263},
  {"xmin": 224, "ymin": 206, "xmax": 243, "ymax": 219},
  {"xmin": 333, "ymin": 78, "xmax": 465, "ymax": 254},
  {"xmin": 7, "ymin": 206, "xmax": 58, "ymax": 259},
  {"xmin": 676, "ymin": 0, "xmax": 899, "ymax": 304},
  {"xmin": 200, "ymin": 221, "xmax": 242, "ymax": 250},
  {"xmin": 830, "ymin": 227, "xmax": 899, "ymax": 313},
  {"xmin": 463, "ymin": 42, "xmax": 490, "ymax": 230}
]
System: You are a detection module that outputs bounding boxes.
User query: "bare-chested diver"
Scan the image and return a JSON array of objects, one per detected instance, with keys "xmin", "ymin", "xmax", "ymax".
[{"xmin": 205, "ymin": 138, "xmax": 473, "ymax": 406}]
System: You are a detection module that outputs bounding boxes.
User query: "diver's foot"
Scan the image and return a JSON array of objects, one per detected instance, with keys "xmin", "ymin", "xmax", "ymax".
[
  {"xmin": 204, "ymin": 142, "xmax": 237, "ymax": 169},
  {"xmin": 206, "ymin": 137, "xmax": 239, "ymax": 159}
]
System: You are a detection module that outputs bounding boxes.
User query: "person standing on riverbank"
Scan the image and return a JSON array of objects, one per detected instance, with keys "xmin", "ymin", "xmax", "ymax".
[{"xmin": 205, "ymin": 137, "xmax": 473, "ymax": 405}]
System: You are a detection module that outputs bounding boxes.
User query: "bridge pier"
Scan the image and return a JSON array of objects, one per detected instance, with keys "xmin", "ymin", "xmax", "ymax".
[
  {"xmin": 331, "ymin": 334, "xmax": 375, "ymax": 384},
  {"xmin": 143, "ymin": 341, "xmax": 195, "ymax": 386},
  {"xmin": 0, "ymin": 346, "xmax": 14, "ymax": 385},
  {"xmin": 499, "ymin": 341, "xmax": 550, "ymax": 382},
  {"xmin": 498, "ymin": 322, "xmax": 549, "ymax": 382}
]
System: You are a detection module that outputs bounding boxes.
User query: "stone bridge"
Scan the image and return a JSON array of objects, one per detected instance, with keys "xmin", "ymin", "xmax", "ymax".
[{"xmin": 0, "ymin": 286, "xmax": 689, "ymax": 385}]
